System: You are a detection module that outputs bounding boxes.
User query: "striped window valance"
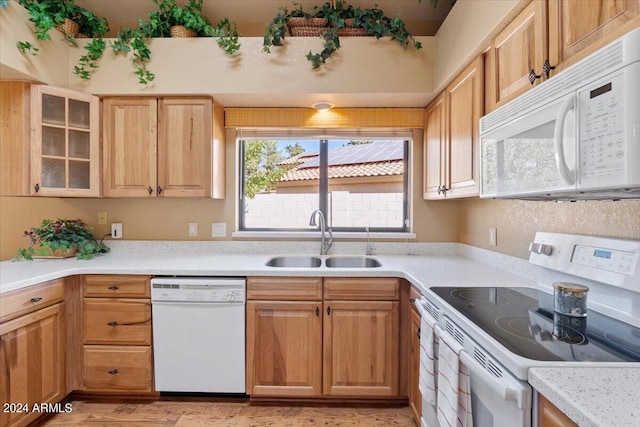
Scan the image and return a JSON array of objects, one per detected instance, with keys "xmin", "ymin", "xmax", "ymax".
[{"xmin": 225, "ymin": 108, "xmax": 424, "ymax": 129}]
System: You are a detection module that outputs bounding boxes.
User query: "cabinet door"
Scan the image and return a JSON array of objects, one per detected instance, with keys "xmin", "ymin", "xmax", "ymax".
[
  {"xmin": 423, "ymin": 92, "xmax": 447, "ymax": 199},
  {"xmin": 484, "ymin": 0, "xmax": 547, "ymax": 112},
  {"xmin": 157, "ymin": 98, "xmax": 212, "ymax": 197},
  {"xmin": 548, "ymin": 0, "xmax": 640, "ymax": 72},
  {"xmin": 0, "ymin": 82, "xmax": 30, "ymax": 196},
  {"xmin": 0, "ymin": 303, "xmax": 65, "ymax": 427},
  {"xmin": 445, "ymin": 56, "xmax": 483, "ymax": 198},
  {"xmin": 30, "ymin": 85, "xmax": 100, "ymax": 197},
  {"xmin": 103, "ymin": 98, "xmax": 158, "ymax": 197},
  {"xmin": 323, "ymin": 300, "xmax": 399, "ymax": 396},
  {"xmin": 246, "ymin": 301, "xmax": 322, "ymax": 397},
  {"xmin": 408, "ymin": 305, "xmax": 422, "ymax": 423},
  {"xmin": 538, "ymin": 394, "xmax": 578, "ymax": 427}
]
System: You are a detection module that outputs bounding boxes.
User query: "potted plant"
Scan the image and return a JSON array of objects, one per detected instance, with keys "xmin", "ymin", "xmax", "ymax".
[
  {"xmin": 13, "ymin": 0, "xmax": 109, "ymax": 79},
  {"xmin": 111, "ymin": 0, "xmax": 240, "ymax": 85},
  {"xmin": 15, "ymin": 218, "xmax": 110, "ymax": 260},
  {"xmin": 263, "ymin": 1, "xmax": 421, "ymax": 69}
]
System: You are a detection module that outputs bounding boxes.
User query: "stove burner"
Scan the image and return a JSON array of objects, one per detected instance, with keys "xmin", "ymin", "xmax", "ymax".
[
  {"xmin": 495, "ymin": 315, "xmax": 534, "ymax": 340},
  {"xmin": 452, "ymin": 289, "xmax": 511, "ymax": 305}
]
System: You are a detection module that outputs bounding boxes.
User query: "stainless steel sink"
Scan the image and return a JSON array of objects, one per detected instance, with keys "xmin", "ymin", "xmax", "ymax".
[
  {"xmin": 325, "ymin": 256, "xmax": 382, "ymax": 268},
  {"xmin": 265, "ymin": 256, "xmax": 322, "ymax": 268}
]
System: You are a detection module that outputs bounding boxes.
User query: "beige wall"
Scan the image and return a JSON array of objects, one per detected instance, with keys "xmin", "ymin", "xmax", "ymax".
[{"xmin": 459, "ymin": 199, "xmax": 640, "ymax": 260}]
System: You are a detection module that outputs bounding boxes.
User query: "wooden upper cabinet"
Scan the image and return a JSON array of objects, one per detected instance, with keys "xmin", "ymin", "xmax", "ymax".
[
  {"xmin": 423, "ymin": 92, "xmax": 446, "ymax": 199},
  {"xmin": 446, "ymin": 56, "xmax": 483, "ymax": 198},
  {"xmin": 424, "ymin": 56, "xmax": 483, "ymax": 199},
  {"xmin": 484, "ymin": 0, "xmax": 546, "ymax": 112},
  {"xmin": 547, "ymin": 0, "xmax": 640, "ymax": 72},
  {"xmin": 103, "ymin": 98, "xmax": 158, "ymax": 197},
  {"xmin": 0, "ymin": 82, "xmax": 100, "ymax": 197},
  {"xmin": 158, "ymin": 98, "xmax": 212, "ymax": 197},
  {"xmin": 103, "ymin": 97, "xmax": 225, "ymax": 198}
]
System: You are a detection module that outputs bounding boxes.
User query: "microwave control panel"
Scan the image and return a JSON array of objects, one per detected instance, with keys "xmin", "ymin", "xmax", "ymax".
[{"xmin": 578, "ymin": 70, "xmax": 625, "ymax": 185}]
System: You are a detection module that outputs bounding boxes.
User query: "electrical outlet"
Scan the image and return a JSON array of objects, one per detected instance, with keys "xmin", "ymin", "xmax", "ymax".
[
  {"xmin": 212, "ymin": 223, "xmax": 226, "ymax": 238},
  {"xmin": 111, "ymin": 223, "xmax": 123, "ymax": 239},
  {"xmin": 188, "ymin": 223, "xmax": 198, "ymax": 237},
  {"xmin": 98, "ymin": 211, "xmax": 107, "ymax": 225},
  {"xmin": 489, "ymin": 227, "xmax": 497, "ymax": 247}
]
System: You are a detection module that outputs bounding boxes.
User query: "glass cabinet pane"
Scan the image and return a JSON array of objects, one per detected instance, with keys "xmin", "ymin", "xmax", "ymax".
[
  {"xmin": 42, "ymin": 94, "xmax": 65, "ymax": 126},
  {"xmin": 42, "ymin": 158, "xmax": 65, "ymax": 188},
  {"xmin": 42, "ymin": 126, "xmax": 66, "ymax": 157},
  {"xmin": 69, "ymin": 160, "xmax": 90, "ymax": 189},
  {"xmin": 69, "ymin": 130, "xmax": 90, "ymax": 159},
  {"xmin": 69, "ymin": 99, "xmax": 90, "ymax": 129}
]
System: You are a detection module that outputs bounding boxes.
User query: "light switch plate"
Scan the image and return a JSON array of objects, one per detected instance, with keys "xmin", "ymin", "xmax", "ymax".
[
  {"xmin": 489, "ymin": 227, "xmax": 497, "ymax": 246},
  {"xmin": 188, "ymin": 223, "xmax": 198, "ymax": 237},
  {"xmin": 212, "ymin": 223, "xmax": 226, "ymax": 238}
]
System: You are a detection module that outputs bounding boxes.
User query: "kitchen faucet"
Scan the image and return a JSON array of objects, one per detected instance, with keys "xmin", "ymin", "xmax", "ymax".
[{"xmin": 309, "ymin": 210, "xmax": 333, "ymax": 255}]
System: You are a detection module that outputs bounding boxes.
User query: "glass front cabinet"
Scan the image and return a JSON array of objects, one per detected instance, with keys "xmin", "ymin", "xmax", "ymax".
[{"xmin": 30, "ymin": 85, "xmax": 100, "ymax": 196}]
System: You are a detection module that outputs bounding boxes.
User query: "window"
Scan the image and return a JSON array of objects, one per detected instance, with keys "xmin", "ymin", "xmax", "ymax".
[{"xmin": 239, "ymin": 131, "xmax": 409, "ymax": 232}]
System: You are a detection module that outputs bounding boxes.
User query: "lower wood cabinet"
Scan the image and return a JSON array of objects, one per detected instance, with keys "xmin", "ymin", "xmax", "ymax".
[
  {"xmin": 246, "ymin": 300, "xmax": 322, "ymax": 397},
  {"xmin": 538, "ymin": 394, "xmax": 578, "ymax": 427},
  {"xmin": 83, "ymin": 345, "xmax": 153, "ymax": 392},
  {"xmin": 0, "ymin": 303, "xmax": 65, "ymax": 427},
  {"xmin": 81, "ymin": 275, "xmax": 153, "ymax": 393},
  {"xmin": 322, "ymin": 300, "xmax": 399, "ymax": 396},
  {"xmin": 408, "ymin": 297, "xmax": 422, "ymax": 422},
  {"xmin": 246, "ymin": 277, "xmax": 400, "ymax": 399}
]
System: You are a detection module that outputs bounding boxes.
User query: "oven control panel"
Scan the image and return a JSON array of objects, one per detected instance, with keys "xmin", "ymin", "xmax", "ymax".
[{"xmin": 572, "ymin": 245, "xmax": 639, "ymax": 276}]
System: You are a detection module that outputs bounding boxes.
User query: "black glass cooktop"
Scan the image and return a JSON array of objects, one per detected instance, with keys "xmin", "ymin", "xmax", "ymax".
[{"xmin": 430, "ymin": 287, "xmax": 640, "ymax": 362}]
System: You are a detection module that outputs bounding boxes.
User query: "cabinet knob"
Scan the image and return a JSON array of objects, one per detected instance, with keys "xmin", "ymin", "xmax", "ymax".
[
  {"xmin": 30, "ymin": 297, "xmax": 42, "ymax": 303},
  {"xmin": 409, "ymin": 297, "xmax": 416, "ymax": 304},
  {"xmin": 437, "ymin": 185, "xmax": 442, "ymax": 194},
  {"xmin": 148, "ymin": 186, "xmax": 153, "ymax": 195},
  {"xmin": 108, "ymin": 285, "xmax": 119, "ymax": 291},
  {"xmin": 315, "ymin": 307, "xmax": 320, "ymax": 317},
  {"xmin": 543, "ymin": 59, "xmax": 556, "ymax": 77},
  {"xmin": 107, "ymin": 321, "xmax": 118, "ymax": 327},
  {"xmin": 327, "ymin": 306, "xmax": 331, "ymax": 316},
  {"xmin": 34, "ymin": 183, "xmax": 40, "ymax": 193},
  {"xmin": 108, "ymin": 369, "xmax": 119, "ymax": 375},
  {"xmin": 528, "ymin": 69, "xmax": 541, "ymax": 85},
  {"xmin": 157, "ymin": 186, "xmax": 163, "ymax": 195},
  {"xmin": 417, "ymin": 327, "xmax": 421, "ymax": 340}
]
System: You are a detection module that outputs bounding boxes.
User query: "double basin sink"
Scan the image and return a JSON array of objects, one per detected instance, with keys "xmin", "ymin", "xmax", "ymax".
[{"xmin": 266, "ymin": 255, "xmax": 381, "ymax": 268}]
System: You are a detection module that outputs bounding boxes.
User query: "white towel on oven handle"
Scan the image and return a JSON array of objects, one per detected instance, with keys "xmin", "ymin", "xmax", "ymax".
[
  {"xmin": 418, "ymin": 305, "xmax": 439, "ymax": 406},
  {"xmin": 435, "ymin": 325, "xmax": 473, "ymax": 427}
]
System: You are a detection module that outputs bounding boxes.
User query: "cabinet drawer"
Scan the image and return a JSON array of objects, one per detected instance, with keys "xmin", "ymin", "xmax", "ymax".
[
  {"xmin": 247, "ymin": 277, "xmax": 323, "ymax": 300},
  {"xmin": 83, "ymin": 345, "xmax": 153, "ymax": 392},
  {"xmin": 0, "ymin": 279, "xmax": 64, "ymax": 323},
  {"xmin": 84, "ymin": 275, "xmax": 151, "ymax": 298},
  {"xmin": 83, "ymin": 299, "xmax": 151, "ymax": 345},
  {"xmin": 324, "ymin": 278, "xmax": 399, "ymax": 300}
]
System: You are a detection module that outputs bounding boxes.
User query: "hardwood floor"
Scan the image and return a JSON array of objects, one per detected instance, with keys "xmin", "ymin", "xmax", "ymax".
[{"xmin": 34, "ymin": 398, "xmax": 417, "ymax": 426}]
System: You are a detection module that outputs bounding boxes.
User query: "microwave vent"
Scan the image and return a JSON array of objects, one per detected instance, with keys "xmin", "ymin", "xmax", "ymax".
[{"xmin": 481, "ymin": 39, "xmax": 624, "ymax": 134}]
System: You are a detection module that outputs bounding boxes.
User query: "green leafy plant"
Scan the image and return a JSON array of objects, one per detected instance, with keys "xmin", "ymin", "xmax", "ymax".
[
  {"xmin": 110, "ymin": 27, "xmax": 155, "ymax": 85},
  {"xmin": 15, "ymin": 218, "xmax": 110, "ymax": 261},
  {"xmin": 111, "ymin": 0, "xmax": 240, "ymax": 85},
  {"xmin": 14, "ymin": 0, "xmax": 109, "ymax": 80},
  {"xmin": 264, "ymin": 1, "xmax": 421, "ymax": 69}
]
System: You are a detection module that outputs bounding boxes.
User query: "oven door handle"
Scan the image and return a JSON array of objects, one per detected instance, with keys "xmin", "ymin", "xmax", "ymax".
[{"xmin": 458, "ymin": 350, "xmax": 530, "ymax": 409}]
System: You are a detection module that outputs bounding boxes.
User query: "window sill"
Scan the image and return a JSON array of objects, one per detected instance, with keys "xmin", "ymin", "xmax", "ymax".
[{"xmin": 231, "ymin": 231, "xmax": 417, "ymax": 240}]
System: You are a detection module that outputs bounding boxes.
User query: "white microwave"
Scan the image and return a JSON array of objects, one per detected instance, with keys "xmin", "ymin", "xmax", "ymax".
[{"xmin": 480, "ymin": 28, "xmax": 640, "ymax": 200}]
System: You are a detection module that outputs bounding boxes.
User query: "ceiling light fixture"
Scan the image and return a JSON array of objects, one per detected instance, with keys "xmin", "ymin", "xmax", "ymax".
[{"xmin": 311, "ymin": 101, "xmax": 334, "ymax": 112}]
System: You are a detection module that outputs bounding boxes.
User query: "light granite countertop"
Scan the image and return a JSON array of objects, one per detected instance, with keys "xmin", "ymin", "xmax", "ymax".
[
  {"xmin": 529, "ymin": 367, "xmax": 640, "ymax": 427},
  {"xmin": 1, "ymin": 240, "xmax": 638, "ymax": 425}
]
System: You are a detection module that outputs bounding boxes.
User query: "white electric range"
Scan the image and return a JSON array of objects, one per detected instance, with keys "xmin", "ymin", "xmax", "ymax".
[{"xmin": 417, "ymin": 232, "xmax": 640, "ymax": 427}]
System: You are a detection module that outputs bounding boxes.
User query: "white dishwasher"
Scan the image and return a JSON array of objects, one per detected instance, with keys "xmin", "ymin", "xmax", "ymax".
[{"xmin": 151, "ymin": 277, "xmax": 246, "ymax": 394}]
